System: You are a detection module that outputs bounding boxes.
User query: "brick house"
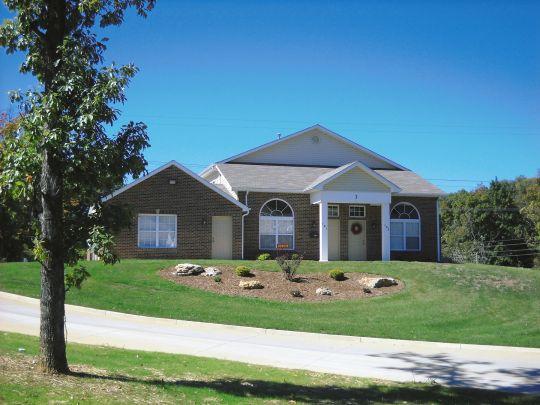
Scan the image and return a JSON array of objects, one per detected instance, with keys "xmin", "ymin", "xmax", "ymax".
[{"xmin": 104, "ymin": 125, "xmax": 445, "ymax": 262}]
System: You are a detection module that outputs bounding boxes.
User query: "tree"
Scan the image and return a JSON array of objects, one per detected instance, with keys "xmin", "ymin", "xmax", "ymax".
[{"xmin": 0, "ymin": 0, "xmax": 155, "ymax": 373}]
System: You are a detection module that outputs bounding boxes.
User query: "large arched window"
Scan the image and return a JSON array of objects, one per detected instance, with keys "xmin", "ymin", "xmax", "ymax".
[
  {"xmin": 259, "ymin": 199, "xmax": 295, "ymax": 250},
  {"xmin": 390, "ymin": 203, "xmax": 421, "ymax": 251}
]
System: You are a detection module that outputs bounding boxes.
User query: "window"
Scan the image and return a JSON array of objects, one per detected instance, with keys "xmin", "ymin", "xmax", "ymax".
[
  {"xmin": 259, "ymin": 199, "xmax": 294, "ymax": 250},
  {"xmin": 349, "ymin": 205, "xmax": 365, "ymax": 218},
  {"xmin": 138, "ymin": 214, "xmax": 177, "ymax": 248},
  {"xmin": 390, "ymin": 203, "xmax": 420, "ymax": 251},
  {"xmin": 328, "ymin": 204, "xmax": 339, "ymax": 218}
]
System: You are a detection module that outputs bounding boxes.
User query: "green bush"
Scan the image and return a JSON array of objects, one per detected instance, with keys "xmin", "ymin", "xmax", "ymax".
[
  {"xmin": 257, "ymin": 253, "xmax": 271, "ymax": 261},
  {"xmin": 235, "ymin": 266, "xmax": 252, "ymax": 277},
  {"xmin": 329, "ymin": 269, "xmax": 345, "ymax": 281},
  {"xmin": 213, "ymin": 275, "xmax": 222, "ymax": 283}
]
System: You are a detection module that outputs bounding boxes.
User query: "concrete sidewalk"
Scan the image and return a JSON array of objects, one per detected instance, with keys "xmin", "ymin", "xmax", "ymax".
[{"xmin": 1, "ymin": 291, "xmax": 539, "ymax": 393}]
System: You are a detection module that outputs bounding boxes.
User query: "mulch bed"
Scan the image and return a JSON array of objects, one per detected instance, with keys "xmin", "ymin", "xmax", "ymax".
[{"xmin": 159, "ymin": 266, "xmax": 404, "ymax": 302}]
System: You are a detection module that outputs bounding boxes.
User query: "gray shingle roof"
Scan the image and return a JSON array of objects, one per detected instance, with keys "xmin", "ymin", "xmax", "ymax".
[{"xmin": 216, "ymin": 163, "xmax": 445, "ymax": 196}]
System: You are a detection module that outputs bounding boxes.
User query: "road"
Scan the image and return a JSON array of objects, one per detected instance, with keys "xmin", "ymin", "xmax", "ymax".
[{"xmin": 1, "ymin": 291, "xmax": 539, "ymax": 393}]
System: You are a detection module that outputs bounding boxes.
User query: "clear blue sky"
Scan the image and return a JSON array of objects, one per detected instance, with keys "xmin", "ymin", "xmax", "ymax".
[{"xmin": 1, "ymin": 1, "xmax": 539, "ymax": 192}]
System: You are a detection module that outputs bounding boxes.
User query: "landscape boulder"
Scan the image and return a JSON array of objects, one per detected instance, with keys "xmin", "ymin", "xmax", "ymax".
[
  {"xmin": 173, "ymin": 263, "xmax": 204, "ymax": 276},
  {"xmin": 316, "ymin": 287, "xmax": 332, "ymax": 296},
  {"xmin": 203, "ymin": 267, "xmax": 222, "ymax": 277},
  {"xmin": 239, "ymin": 280, "xmax": 264, "ymax": 290},
  {"xmin": 359, "ymin": 277, "xmax": 398, "ymax": 289}
]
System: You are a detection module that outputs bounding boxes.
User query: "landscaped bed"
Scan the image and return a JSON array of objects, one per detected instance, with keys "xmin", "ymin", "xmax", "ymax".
[{"xmin": 160, "ymin": 265, "xmax": 404, "ymax": 302}]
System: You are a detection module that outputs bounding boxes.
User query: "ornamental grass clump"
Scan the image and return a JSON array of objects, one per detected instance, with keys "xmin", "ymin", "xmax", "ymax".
[
  {"xmin": 235, "ymin": 266, "xmax": 252, "ymax": 277},
  {"xmin": 329, "ymin": 269, "xmax": 346, "ymax": 281},
  {"xmin": 257, "ymin": 253, "xmax": 271, "ymax": 261},
  {"xmin": 276, "ymin": 253, "xmax": 303, "ymax": 281}
]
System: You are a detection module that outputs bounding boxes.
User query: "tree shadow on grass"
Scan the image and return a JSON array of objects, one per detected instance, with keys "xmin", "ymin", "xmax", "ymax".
[{"xmin": 69, "ymin": 371, "xmax": 539, "ymax": 404}]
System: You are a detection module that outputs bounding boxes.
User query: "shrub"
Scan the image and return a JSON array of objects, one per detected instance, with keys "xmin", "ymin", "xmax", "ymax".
[
  {"xmin": 329, "ymin": 269, "xmax": 345, "ymax": 281},
  {"xmin": 290, "ymin": 290, "xmax": 303, "ymax": 298},
  {"xmin": 213, "ymin": 275, "xmax": 222, "ymax": 283},
  {"xmin": 235, "ymin": 266, "xmax": 252, "ymax": 277},
  {"xmin": 276, "ymin": 253, "xmax": 303, "ymax": 281},
  {"xmin": 257, "ymin": 253, "xmax": 271, "ymax": 261}
]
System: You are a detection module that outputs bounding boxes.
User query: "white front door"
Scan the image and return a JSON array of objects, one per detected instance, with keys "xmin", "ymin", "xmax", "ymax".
[
  {"xmin": 348, "ymin": 219, "xmax": 367, "ymax": 261},
  {"xmin": 212, "ymin": 216, "xmax": 233, "ymax": 259},
  {"xmin": 328, "ymin": 219, "xmax": 340, "ymax": 261}
]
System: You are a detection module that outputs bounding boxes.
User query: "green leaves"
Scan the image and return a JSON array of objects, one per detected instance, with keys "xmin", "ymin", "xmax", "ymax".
[{"xmin": 65, "ymin": 265, "xmax": 91, "ymax": 292}]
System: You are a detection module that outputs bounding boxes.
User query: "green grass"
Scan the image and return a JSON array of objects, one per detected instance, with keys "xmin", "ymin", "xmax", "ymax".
[
  {"xmin": 1, "ymin": 332, "xmax": 537, "ymax": 404},
  {"xmin": 1, "ymin": 260, "xmax": 539, "ymax": 347}
]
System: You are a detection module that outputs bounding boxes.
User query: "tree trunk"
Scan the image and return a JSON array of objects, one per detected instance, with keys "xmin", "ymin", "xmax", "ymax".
[{"xmin": 39, "ymin": 147, "xmax": 68, "ymax": 373}]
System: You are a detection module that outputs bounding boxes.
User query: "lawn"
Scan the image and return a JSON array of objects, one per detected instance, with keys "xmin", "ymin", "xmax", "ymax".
[
  {"xmin": 0, "ymin": 259, "xmax": 539, "ymax": 347},
  {"xmin": 1, "ymin": 332, "xmax": 537, "ymax": 404}
]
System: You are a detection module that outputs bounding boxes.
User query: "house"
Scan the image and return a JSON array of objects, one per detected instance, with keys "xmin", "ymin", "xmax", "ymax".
[{"xmin": 104, "ymin": 125, "xmax": 445, "ymax": 262}]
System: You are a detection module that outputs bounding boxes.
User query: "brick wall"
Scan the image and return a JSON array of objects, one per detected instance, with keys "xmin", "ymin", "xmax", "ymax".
[{"xmin": 106, "ymin": 165, "xmax": 244, "ymax": 259}]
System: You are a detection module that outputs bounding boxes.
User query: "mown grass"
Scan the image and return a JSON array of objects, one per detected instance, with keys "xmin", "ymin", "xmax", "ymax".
[
  {"xmin": 0, "ymin": 332, "xmax": 537, "ymax": 404},
  {"xmin": 0, "ymin": 260, "xmax": 539, "ymax": 347}
]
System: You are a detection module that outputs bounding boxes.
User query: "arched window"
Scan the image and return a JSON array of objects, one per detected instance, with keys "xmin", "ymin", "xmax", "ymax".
[
  {"xmin": 259, "ymin": 199, "xmax": 295, "ymax": 250},
  {"xmin": 390, "ymin": 203, "xmax": 421, "ymax": 251}
]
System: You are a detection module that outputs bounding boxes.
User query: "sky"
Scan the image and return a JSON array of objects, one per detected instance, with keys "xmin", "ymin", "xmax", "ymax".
[{"xmin": 1, "ymin": 0, "xmax": 539, "ymax": 193}]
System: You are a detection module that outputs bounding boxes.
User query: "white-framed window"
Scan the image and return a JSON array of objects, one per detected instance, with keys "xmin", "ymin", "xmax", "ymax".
[
  {"xmin": 138, "ymin": 214, "xmax": 177, "ymax": 248},
  {"xmin": 259, "ymin": 199, "xmax": 295, "ymax": 250},
  {"xmin": 390, "ymin": 203, "xmax": 420, "ymax": 251},
  {"xmin": 349, "ymin": 205, "xmax": 365, "ymax": 218},
  {"xmin": 328, "ymin": 204, "xmax": 339, "ymax": 218}
]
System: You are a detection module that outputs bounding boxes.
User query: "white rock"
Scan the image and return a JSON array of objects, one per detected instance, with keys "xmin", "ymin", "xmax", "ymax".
[
  {"xmin": 174, "ymin": 263, "xmax": 204, "ymax": 276},
  {"xmin": 202, "ymin": 267, "xmax": 222, "ymax": 277},
  {"xmin": 316, "ymin": 287, "xmax": 332, "ymax": 296},
  {"xmin": 239, "ymin": 280, "xmax": 263, "ymax": 289},
  {"xmin": 359, "ymin": 277, "xmax": 398, "ymax": 288}
]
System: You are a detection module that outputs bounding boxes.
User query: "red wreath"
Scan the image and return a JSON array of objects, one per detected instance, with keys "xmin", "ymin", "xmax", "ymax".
[{"xmin": 350, "ymin": 222, "xmax": 362, "ymax": 235}]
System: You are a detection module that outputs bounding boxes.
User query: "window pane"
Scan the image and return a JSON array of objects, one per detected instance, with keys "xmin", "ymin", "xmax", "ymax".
[
  {"xmin": 260, "ymin": 218, "xmax": 275, "ymax": 234},
  {"xmin": 138, "ymin": 231, "xmax": 156, "ymax": 248},
  {"xmin": 158, "ymin": 215, "xmax": 176, "ymax": 231},
  {"xmin": 390, "ymin": 222, "xmax": 403, "ymax": 236},
  {"xmin": 405, "ymin": 222, "xmax": 419, "ymax": 237},
  {"xmin": 260, "ymin": 235, "xmax": 275, "ymax": 249},
  {"xmin": 277, "ymin": 235, "xmax": 294, "ymax": 250},
  {"xmin": 391, "ymin": 236, "xmax": 403, "ymax": 250},
  {"xmin": 278, "ymin": 219, "xmax": 294, "ymax": 234},
  {"xmin": 406, "ymin": 236, "xmax": 420, "ymax": 250},
  {"xmin": 139, "ymin": 216, "xmax": 156, "ymax": 231},
  {"xmin": 328, "ymin": 205, "xmax": 339, "ymax": 218},
  {"xmin": 158, "ymin": 231, "xmax": 176, "ymax": 248}
]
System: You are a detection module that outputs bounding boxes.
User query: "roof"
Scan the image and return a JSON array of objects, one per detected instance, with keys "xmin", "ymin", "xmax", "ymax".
[
  {"xmin": 217, "ymin": 124, "xmax": 408, "ymax": 171},
  {"xmin": 102, "ymin": 161, "xmax": 249, "ymax": 211},
  {"xmin": 214, "ymin": 163, "xmax": 445, "ymax": 196}
]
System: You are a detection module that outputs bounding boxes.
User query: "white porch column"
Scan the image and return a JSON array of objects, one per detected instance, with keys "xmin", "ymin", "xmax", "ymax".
[
  {"xmin": 319, "ymin": 201, "xmax": 329, "ymax": 262},
  {"xmin": 381, "ymin": 202, "xmax": 390, "ymax": 261}
]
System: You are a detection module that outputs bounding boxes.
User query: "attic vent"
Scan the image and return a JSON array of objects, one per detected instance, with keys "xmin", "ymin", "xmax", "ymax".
[
  {"xmin": 169, "ymin": 179, "xmax": 176, "ymax": 185},
  {"xmin": 311, "ymin": 135, "xmax": 320, "ymax": 144}
]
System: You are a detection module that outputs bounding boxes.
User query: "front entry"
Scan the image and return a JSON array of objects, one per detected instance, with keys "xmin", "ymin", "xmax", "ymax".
[
  {"xmin": 348, "ymin": 219, "xmax": 366, "ymax": 261},
  {"xmin": 212, "ymin": 216, "xmax": 233, "ymax": 259},
  {"xmin": 328, "ymin": 219, "xmax": 340, "ymax": 261}
]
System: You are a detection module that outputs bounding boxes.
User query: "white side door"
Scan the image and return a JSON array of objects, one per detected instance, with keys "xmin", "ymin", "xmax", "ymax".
[
  {"xmin": 212, "ymin": 216, "xmax": 233, "ymax": 259},
  {"xmin": 328, "ymin": 219, "xmax": 340, "ymax": 261}
]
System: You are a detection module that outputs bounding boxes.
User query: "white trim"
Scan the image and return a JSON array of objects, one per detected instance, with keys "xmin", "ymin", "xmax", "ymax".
[
  {"xmin": 232, "ymin": 187, "xmax": 307, "ymax": 194},
  {"xmin": 305, "ymin": 161, "xmax": 401, "ymax": 193},
  {"xmin": 258, "ymin": 198, "xmax": 295, "ymax": 251},
  {"xmin": 381, "ymin": 203, "xmax": 390, "ymax": 260},
  {"xmin": 241, "ymin": 191, "xmax": 250, "ymax": 259},
  {"xmin": 310, "ymin": 190, "xmax": 392, "ymax": 205},
  {"xmin": 102, "ymin": 161, "xmax": 248, "ymax": 212},
  {"xmin": 137, "ymin": 214, "xmax": 177, "ymax": 249},
  {"xmin": 214, "ymin": 165, "xmax": 238, "ymax": 200},
  {"xmin": 396, "ymin": 192, "xmax": 448, "ymax": 197},
  {"xmin": 319, "ymin": 201, "xmax": 328, "ymax": 261},
  {"xmin": 390, "ymin": 202, "xmax": 421, "ymax": 252},
  {"xmin": 328, "ymin": 204, "xmax": 339, "ymax": 218},
  {"xmin": 349, "ymin": 205, "xmax": 366, "ymax": 218},
  {"xmin": 218, "ymin": 124, "xmax": 408, "ymax": 170}
]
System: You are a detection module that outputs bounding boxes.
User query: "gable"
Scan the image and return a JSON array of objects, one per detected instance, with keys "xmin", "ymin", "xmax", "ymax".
[
  {"xmin": 225, "ymin": 126, "xmax": 403, "ymax": 169},
  {"xmin": 323, "ymin": 167, "xmax": 391, "ymax": 192}
]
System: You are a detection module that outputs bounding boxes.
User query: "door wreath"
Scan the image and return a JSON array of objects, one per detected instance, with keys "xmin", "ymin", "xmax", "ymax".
[{"xmin": 350, "ymin": 222, "xmax": 362, "ymax": 235}]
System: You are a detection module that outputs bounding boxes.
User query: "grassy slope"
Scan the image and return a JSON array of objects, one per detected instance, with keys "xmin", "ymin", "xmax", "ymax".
[
  {"xmin": 1, "ymin": 332, "xmax": 537, "ymax": 404},
  {"xmin": 0, "ymin": 260, "xmax": 539, "ymax": 347}
]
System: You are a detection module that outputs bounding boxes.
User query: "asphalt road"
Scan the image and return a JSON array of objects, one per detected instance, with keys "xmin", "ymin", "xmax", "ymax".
[{"xmin": 1, "ymin": 291, "xmax": 539, "ymax": 394}]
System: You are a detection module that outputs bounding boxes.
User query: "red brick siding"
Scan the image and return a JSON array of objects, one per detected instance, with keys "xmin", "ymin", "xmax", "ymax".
[{"xmin": 106, "ymin": 166, "xmax": 244, "ymax": 259}]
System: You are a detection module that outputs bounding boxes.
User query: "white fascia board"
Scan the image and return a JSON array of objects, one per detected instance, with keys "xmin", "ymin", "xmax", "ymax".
[
  {"xmin": 199, "ymin": 164, "xmax": 216, "ymax": 178},
  {"xmin": 102, "ymin": 160, "xmax": 249, "ymax": 212},
  {"xmin": 231, "ymin": 187, "xmax": 307, "ymax": 194},
  {"xmin": 218, "ymin": 124, "xmax": 408, "ymax": 170},
  {"xmin": 306, "ymin": 161, "xmax": 401, "ymax": 193},
  {"xmin": 396, "ymin": 192, "xmax": 448, "ymax": 197},
  {"xmin": 214, "ymin": 165, "xmax": 238, "ymax": 200},
  {"xmin": 310, "ymin": 190, "xmax": 392, "ymax": 205}
]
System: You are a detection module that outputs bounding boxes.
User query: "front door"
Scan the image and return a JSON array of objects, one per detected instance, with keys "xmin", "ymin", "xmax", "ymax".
[
  {"xmin": 212, "ymin": 216, "xmax": 233, "ymax": 259},
  {"xmin": 348, "ymin": 219, "xmax": 366, "ymax": 261},
  {"xmin": 328, "ymin": 219, "xmax": 340, "ymax": 261}
]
